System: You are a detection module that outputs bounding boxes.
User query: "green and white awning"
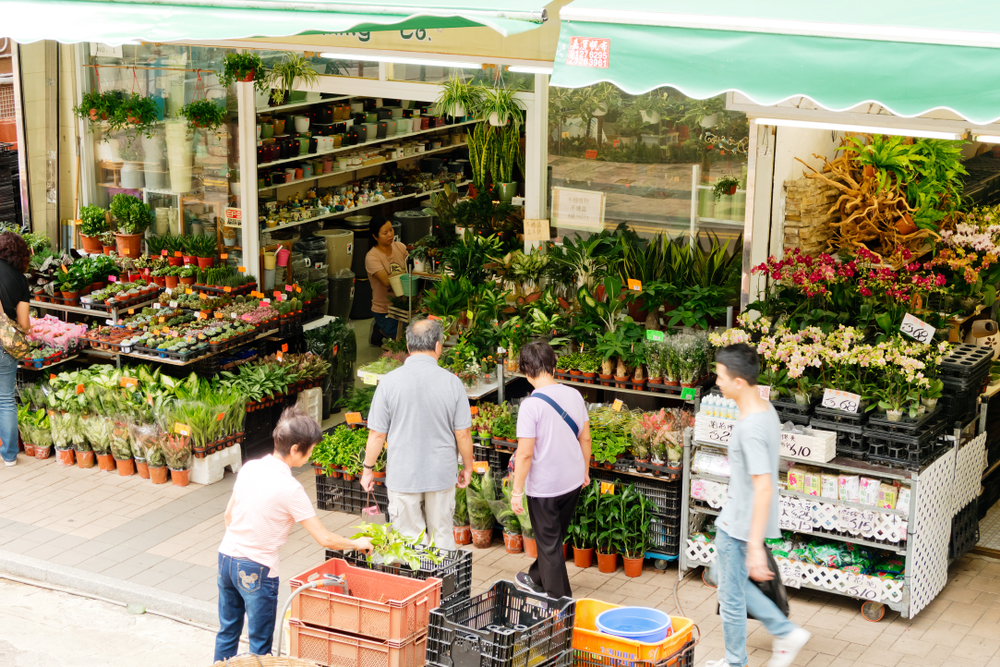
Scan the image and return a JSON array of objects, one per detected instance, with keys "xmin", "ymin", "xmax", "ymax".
[
  {"xmin": 551, "ymin": 0, "xmax": 1000, "ymax": 125},
  {"xmin": 1, "ymin": 0, "xmax": 548, "ymax": 44}
]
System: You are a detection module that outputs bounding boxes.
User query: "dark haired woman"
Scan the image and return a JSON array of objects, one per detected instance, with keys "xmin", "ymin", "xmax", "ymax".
[
  {"xmin": 364, "ymin": 216, "xmax": 407, "ymax": 347},
  {"xmin": 510, "ymin": 339, "xmax": 591, "ymax": 599},
  {"xmin": 0, "ymin": 231, "xmax": 30, "ymax": 467},
  {"xmin": 215, "ymin": 406, "xmax": 372, "ymax": 660}
]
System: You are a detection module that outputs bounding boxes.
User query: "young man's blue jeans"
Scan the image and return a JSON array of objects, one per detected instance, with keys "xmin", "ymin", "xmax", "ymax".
[
  {"xmin": 715, "ymin": 528, "xmax": 798, "ymax": 667},
  {"xmin": 0, "ymin": 350, "xmax": 18, "ymax": 464},
  {"xmin": 214, "ymin": 553, "xmax": 280, "ymax": 661}
]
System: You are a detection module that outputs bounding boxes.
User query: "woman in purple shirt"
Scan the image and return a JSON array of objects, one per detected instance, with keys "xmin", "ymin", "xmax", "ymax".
[{"xmin": 511, "ymin": 340, "xmax": 591, "ymax": 598}]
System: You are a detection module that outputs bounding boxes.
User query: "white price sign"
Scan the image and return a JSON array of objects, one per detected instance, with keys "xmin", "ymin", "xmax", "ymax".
[
  {"xmin": 780, "ymin": 433, "xmax": 814, "ymax": 461},
  {"xmin": 900, "ymin": 312, "xmax": 934, "ymax": 344},
  {"xmin": 363, "ymin": 372, "xmax": 379, "ymax": 386},
  {"xmin": 838, "ymin": 507, "xmax": 877, "ymax": 536},
  {"xmin": 779, "ymin": 496, "xmax": 813, "ymax": 533},
  {"xmin": 757, "ymin": 385, "xmax": 771, "ymax": 401},
  {"xmin": 844, "ymin": 573, "xmax": 880, "ymax": 601},
  {"xmin": 707, "ymin": 418, "xmax": 735, "ymax": 444},
  {"xmin": 821, "ymin": 388, "xmax": 861, "ymax": 413},
  {"xmin": 777, "ymin": 559, "xmax": 800, "ymax": 589}
]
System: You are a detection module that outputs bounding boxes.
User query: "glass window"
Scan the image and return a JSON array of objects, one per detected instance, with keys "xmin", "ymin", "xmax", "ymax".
[
  {"xmin": 389, "ymin": 63, "xmax": 534, "ymax": 91},
  {"xmin": 82, "ymin": 43, "xmax": 239, "ymax": 262},
  {"xmin": 547, "ymin": 84, "xmax": 748, "ymax": 242}
]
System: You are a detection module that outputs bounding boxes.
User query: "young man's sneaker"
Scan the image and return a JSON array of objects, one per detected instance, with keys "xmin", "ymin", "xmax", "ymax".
[
  {"xmin": 3, "ymin": 458, "xmax": 16, "ymax": 467},
  {"xmin": 769, "ymin": 628, "xmax": 811, "ymax": 667},
  {"xmin": 514, "ymin": 572, "xmax": 545, "ymax": 595}
]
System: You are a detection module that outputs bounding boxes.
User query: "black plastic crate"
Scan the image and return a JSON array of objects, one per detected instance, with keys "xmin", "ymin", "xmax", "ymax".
[
  {"xmin": 429, "ymin": 649, "xmax": 574, "ymax": 667},
  {"xmin": 473, "ymin": 444, "xmax": 503, "ymax": 475},
  {"xmin": 770, "ymin": 396, "xmax": 817, "ymax": 415},
  {"xmin": 588, "ymin": 471, "xmax": 681, "ymax": 517},
  {"xmin": 866, "ymin": 442, "xmax": 951, "ymax": 471},
  {"xmin": 649, "ymin": 514, "xmax": 680, "ymax": 556},
  {"xmin": 575, "ymin": 640, "xmax": 695, "ymax": 667},
  {"xmin": 324, "ymin": 545, "xmax": 473, "ymax": 606},
  {"xmin": 940, "ymin": 344, "xmax": 993, "ymax": 377},
  {"xmin": 939, "ymin": 385, "xmax": 982, "ymax": 427},
  {"xmin": 775, "ymin": 410, "xmax": 810, "ymax": 426},
  {"xmin": 425, "ymin": 581, "xmax": 575, "ymax": 667},
  {"xmin": 950, "ymin": 498, "xmax": 980, "ymax": 560},
  {"xmin": 865, "ymin": 406, "xmax": 943, "ymax": 437},
  {"xmin": 316, "ymin": 474, "xmax": 388, "ymax": 514},
  {"xmin": 811, "ymin": 418, "xmax": 869, "ymax": 460},
  {"xmin": 813, "ymin": 405, "xmax": 868, "ymax": 426}
]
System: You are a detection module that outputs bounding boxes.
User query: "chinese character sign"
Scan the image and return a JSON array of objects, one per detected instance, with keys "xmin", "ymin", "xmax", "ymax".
[
  {"xmin": 552, "ymin": 187, "xmax": 606, "ymax": 231},
  {"xmin": 566, "ymin": 37, "xmax": 610, "ymax": 69}
]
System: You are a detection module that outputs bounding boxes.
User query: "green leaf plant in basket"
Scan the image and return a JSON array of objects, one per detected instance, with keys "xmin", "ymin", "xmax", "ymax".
[
  {"xmin": 219, "ymin": 51, "xmax": 267, "ymax": 92},
  {"xmin": 180, "ymin": 99, "xmax": 227, "ymax": 132},
  {"xmin": 712, "ymin": 175, "xmax": 741, "ymax": 201},
  {"xmin": 466, "ymin": 467, "xmax": 497, "ymax": 532},
  {"xmin": 350, "ymin": 523, "xmax": 444, "ymax": 570}
]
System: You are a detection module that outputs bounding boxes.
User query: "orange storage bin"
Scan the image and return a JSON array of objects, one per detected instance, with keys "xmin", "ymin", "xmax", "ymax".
[
  {"xmin": 289, "ymin": 558, "xmax": 441, "ymax": 642},
  {"xmin": 290, "ymin": 621, "xmax": 427, "ymax": 667},
  {"xmin": 572, "ymin": 599, "xmax": 693, "ymax": 663}
]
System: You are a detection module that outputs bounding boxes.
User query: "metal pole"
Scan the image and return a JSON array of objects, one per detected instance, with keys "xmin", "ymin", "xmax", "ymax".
[{"xmin": 689, "ymin": 164, "xmax": 699, "ymax": 249}]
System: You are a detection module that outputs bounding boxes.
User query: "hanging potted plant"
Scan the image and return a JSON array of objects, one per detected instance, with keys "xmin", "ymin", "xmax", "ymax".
[
  {"xmin": 116, "ymin": 93, "xmax": 160, "ymax": 145},
  {"xmin": 109, "ymin": 193, "xmax": 151, "ymax": 258},
  {"xmin": 435, "ymin": 75, "xmax": 485, "ymax": 120},
  {"xmin": 713, "ymin": 175, "xmax": 740, "ymax": 200},
  {"xmin": 219, "ymin": 51, "xmax": 267, "ymax": 91},
  {"xmin": 265, "ymin": 52, "xmax": 319, "ymax": 105},
  {"xmin": 78, "ymin": 205, "xmax": 108, "ymax": 254},
  {"xmin": 73, "ymin": 90, "xmax": 124, "ymax": 128},
  {"xmin": 481, "ymin": 86, "xmax": 525, "ymax": 128},
  {"xmin": 180, "ymin": 99, "xmax": 227, "ymax": 132}
]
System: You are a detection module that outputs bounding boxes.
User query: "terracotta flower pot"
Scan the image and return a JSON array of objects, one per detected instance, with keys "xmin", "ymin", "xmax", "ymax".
[
  {"xmin": 453, "ymin": 525, "xmax": 472, "ymax": 546},
  {"xmin": 582, "ymin": 372, "xmax": 597, "ymax": 384},
  {"xmin": 76, "ymin": 450, "xmax": 96, "ymax": 468},
  {"xmin": 170, "ymin": 467, "xmax": 190, "ymax": 486},
  {"xmin": 80, "ymin": 233, "xmax": 103, "ymax": 254},
  {"xmin": 197, "ymin": 256, "xmax": 214, "ymax": 270},
  {"xmin": 895, "ymin": 214, "xmax": 917, "ymax": 236},
  {"xmin": 180, "ymin": 276, "xmax": 196, "ymax": 285},
  {"xmin": 623, "ymin": 556, "xmax": 644, "ymax": 577},
  {"xmin": 471, "ymin": 528, "xmax": 493, "ymax": 548},
  {"xmin": 649, "ymin": 377, "xmax": 663, "ymax": 385},
  {"xmin": 115, "ymin": 232, "xmax": 144, "ymax": 258},
  {"xmin": 165, "ymin": 276, "xmax": 180, "ymax": 289},
  {"xmin": 524, "ymin": 536, "xmax": 538, "ymax": 558},
  {"xmin": 96, "ymin": 452, "xmax": 116, "ymax": 471},
  {"xmin": 167, "ymin": 257, "xmax": 183, "ymax": 267},
  {"xmin": 152, "ymin": 276, "xmax": 167, "ymax": 288},
  {"xmin": 597, "ymin": 552, "xmax": 618, "ymax": 573},
  {"xmin": 599, "ymin": 373, "xmax": 613, "ymax": 386},
  {"xmin": 116, "ymin": 457, "xmax": 135, "ymax": 477},
  {"xmin": 34, "ymin": 446, "xmax": 52, "ymax": 459},
  {"xmin": 666, "ymin": 380, "xmax": 680, "ymax": 386},
  {"xmin": 503, "ymin": 532, "xmax": 524, "ymax": 554},
  {"xmin": 61, "ymin": 291, "xmax": 80, "ymax": 302},
  {"xmin": 103, "ymin": 245, "xmax": 115, "ymax": 256},
  {"xmin": 373, "ymin": 471, "xmax": 386, "ymax": 485},
  {"xmin": 149, "ymin": 465, "xmax": 169, "ymax": 484},
  {"xmin": 55, "ymin": 448, "xmax": 75, "ymax": 466},
  {"xmin": 614, "ymin": 375, "xmax": 629, "ymax": 388},
  {"xmin": 343, "ymin": 473, "xmax": 355, "ymax": 482},
  {"xmin": 135, "ymin": 460, "xmax": 150, "ymax": 479},
  {"xmin": 573, "ymin": 547, "xmax": 595, "ymax": 568},
  {"xmin": 22, "ymin": 443, "xmax": 35, "ymax": 457}
]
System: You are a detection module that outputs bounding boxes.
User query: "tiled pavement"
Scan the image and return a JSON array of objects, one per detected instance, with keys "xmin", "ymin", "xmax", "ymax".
[{"xmin": 1, "ymin": 451, "xmax": 999, "ymax": 667}]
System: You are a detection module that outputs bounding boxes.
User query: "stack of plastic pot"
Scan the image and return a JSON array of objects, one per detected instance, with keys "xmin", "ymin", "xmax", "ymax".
[
  {"xmin": 164, "ymin": 120, "xmax": 193, "ymax": 193},
  {"xmin": 288, "ymin": 558, "xmax": 442, "ymax": 667}
]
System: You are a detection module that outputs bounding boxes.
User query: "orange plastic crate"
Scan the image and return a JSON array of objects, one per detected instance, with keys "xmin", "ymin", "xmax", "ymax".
[
  {"xmin": 289, "ymin": 621, "xmax": 427, "ymax": 667},
  {"xmin": 290, "ymin": 558, "xmax": 442, "ymax": 642},
  {"xmin": 571, "ymin": 599, "xmax": 693, "ymax": 663}
]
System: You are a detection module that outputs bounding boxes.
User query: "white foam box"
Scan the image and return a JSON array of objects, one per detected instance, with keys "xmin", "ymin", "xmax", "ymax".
[
  {"xmin": 190, "ymin": 443, "xmax": 243, "ymax": 485},
  {"xmin": 780, "ymin": 428, "xmax": 837, "ymax": 463},
  {"xmin": 296, "ymin": 387, "xmax": 322, "ymax": 425}
]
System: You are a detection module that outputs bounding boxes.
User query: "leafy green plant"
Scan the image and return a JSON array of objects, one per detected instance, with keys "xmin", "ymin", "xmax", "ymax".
[
  {"xmin": 186, "ymin": 234, "xmax": 218, "ymax": 259},
  {"xmin": 712, "ymin": 175, "xmax": 740, "ymax": 201},
  {"xmin": 266, "ymin": 52, "xmax": 320, "ymax": 105},
  {"xmin": 594, "ymin": 488, "xmax": 624, "ymax": 555},
  {"xmin": 423, "ymin": 275, "xmax": 473, "ymax": 319},
  {"xmin": 466, "ymin": 468, "xmax": 496, "ymax": 531},
  {"xmin": 617, "ymin": 484, "xmax": 655, "ymax": 558},
  {"xmin": 454, "ymin": 480, "xmax": 470, "ymax": 526},
  {"xmin": 79, "ymin": 205, "xmax": 108, "ymax": 238},
  {"xmin": 116, "ymin": 93, "xmax": 160, "ymax": 141},
  {"xmin": 350, "ymin": 523, "xmax": 444, "ymax": 570},
  {"xmin": 220, "ymin": 51, "xmax": 267, "ymax": 92},
  {"xmin": 180, "ymin": 100, "xmax": 226, "ymax": 131},
  {"xmin": 109, "ymin": 194, "xmax": 151, "ymax": 235},
  {"xmin": 479, "ymin": 86, "xmax": 525, "ymax": 128},
  {"xmin": 567, "ymin": 481, "xmax": 599, "ymax": 549},
  {"xmin": 73, "ymin": 90, "xmax": 124, "ymax": 131},
  {"xmin": 435, "ymin": 75, "xmax": 486, "ymax": 118}
]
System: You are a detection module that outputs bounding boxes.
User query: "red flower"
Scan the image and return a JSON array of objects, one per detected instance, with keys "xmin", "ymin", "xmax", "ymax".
[
  {"xmin": 935, "ymin": 274, "xmax": 947, "ymax": 286},
  {"xmin": 860, "ymin": 286, "xmax": 872, "ymax": 297}
]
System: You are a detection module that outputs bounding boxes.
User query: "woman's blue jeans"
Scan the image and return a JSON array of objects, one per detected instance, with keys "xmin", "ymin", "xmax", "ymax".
[
  {"xmin": 0, "ymin": 350, "xmax": 18, "ymax": 463},
  {"xmin": 214, "ymin": 553, "xmax": 280, "ymax": 661}
]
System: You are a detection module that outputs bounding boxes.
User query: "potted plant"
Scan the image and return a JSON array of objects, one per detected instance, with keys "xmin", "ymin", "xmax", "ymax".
[
  {"xmin": 189, "ymin": 234, "xmax": 217, "ymax": 270},
  {"xmin": 489, "ymin": 480, "xmax": 523, "ymax": 554},
  {"xmin": 73, "ymin": 90, "xmax": 124, "ymax": 127},
  {"xmin": 713, "ymin": 175, "xmax": 740, "ymax": 200},
  {"xmin": 579, "ymin": 353, "xmax": 600, "ymax": 384},
  {"xmin": 116, "ymin": 93, "xmax": 160, "ymax": 144},
  {"xmin": 466, "ymin": 468, "xmax": 496, "ymax": 548},
  {"xmin": 110, "ymin": 421, "xmax": 134, "ymax": 476},
  {"xmin": 100, "ymin": 230, "xmax": 116, "ymax": 255},
  {"xmin": 618, "ymin": 484, "xmax": 654, "ymax": 577},
  {"xmin": 78, "ymin": 205, "xmax": 108, "ymax": 254},
  {"xmin": 594, "ymin": 487, "xmax": 623, "ymax": 573},
  {"xmin": 146, "ymin": 439, "xmax": 169, "ymax": 484},
  {"xmin": 219, "ymin": 51, "xmax": 267, "ymax": 91},
  {"xmin": 435, "ymin": 75, "xmax": 485, "ymax": 119},
  {"xmin": 162, "ymin": 431, "xmax": 192, "ymax": 486},
  {"xmin": 179, "ymin": 265, "xmax": 198, "ymax": 285},
  {"xmin": 265, "ymin": 52, "xmax": 319, "ymax": 105},
  {"xmin": 109, "ymin": 193, "xmax": 151, "ymax": 258},
  {"xmin": 349, "ymin": 523, "xmax": 445, "ymax": 569},
  {"xmin": 74, "ymin": 414, "xmax": 96, "ymax": 469},
  {"xmin": 568, "ymin": 481, "xmax": 599, "ymax": 567},
  {"xmin": 453, "ymin": 481, "xmax": 471, "ymax": 546},
  {"xmin": 180, "ymin": 99, "xmax": 227, "ymax": 132}
]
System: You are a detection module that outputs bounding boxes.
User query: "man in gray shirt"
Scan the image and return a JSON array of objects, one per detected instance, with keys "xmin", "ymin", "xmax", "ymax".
[
  {"xmin": 361, "ymin": 318, "xmax": 474, "ymax": 551},
  {"xmin": 705, "ymin": 344, "xmax": 809, "ymax": 667}
]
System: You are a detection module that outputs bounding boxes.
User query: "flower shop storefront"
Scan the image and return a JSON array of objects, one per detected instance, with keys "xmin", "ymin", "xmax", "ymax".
[{"xmin": 550, "ymin": 0, "xmax": 1000, "ymax": 615}]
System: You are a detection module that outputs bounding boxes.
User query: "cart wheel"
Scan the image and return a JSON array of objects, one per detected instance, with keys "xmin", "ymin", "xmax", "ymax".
[
  {"xmin": 702, "ymin": 568, "xmax": 718, "ymax": 589},
  {"xmin": 654, "ymin": 559, "xmax": 668, "ymax": 571},
  {"xmin": 861, "ymin": 601, "xmax": 884, "ymax": 622}
]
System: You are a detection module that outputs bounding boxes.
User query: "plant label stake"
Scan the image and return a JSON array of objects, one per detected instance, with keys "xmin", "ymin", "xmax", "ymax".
[
  {"xmin": 345, "ymin": 412, "xmax": 363, "ymax": 424},
  {"xmin": 680, "ymin": 387, "xmax": 696, "ymax": 400},
  {"xmin": 627, "ymin": 278, "xmax": 642, "ymax": 291},
  {"xmin": 600, "ymin": 481, "xmax": 615, "ymax": 495},
  {"xmin": 900, "ymin": 313, "xmax": 934, "ymax": 344},
  {"xmin": 472, "ymin": 461, "xmax": 489, "ymax": 474},
  {"xmin": 646, "ymin": 329, "xmax": 665, "ymax": 341},
  {"xmin": 612, "ymin": 399, "xmax": 623, "ymax": 412},
  {"xmin": 363, "ymin": 372, "xmax": 378, "ymax": 386},
  {"xmin": 821, "ymin": 388, "xmax": 861, "ymax": 413}
]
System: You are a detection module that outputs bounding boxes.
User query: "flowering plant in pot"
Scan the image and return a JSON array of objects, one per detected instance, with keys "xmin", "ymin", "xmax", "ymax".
[
  {"xmin": 219, "ymin": 52, "xmax": 267, "ymax": 91},
  {"xmin": 79, "ymin": 205, "xmax": 108, "ymax": 253}
]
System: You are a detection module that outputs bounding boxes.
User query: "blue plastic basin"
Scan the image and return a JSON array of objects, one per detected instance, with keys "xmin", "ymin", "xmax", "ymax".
[{"xmin": 595, "ymin": 607, "xmax": 673, "ymax": 643}]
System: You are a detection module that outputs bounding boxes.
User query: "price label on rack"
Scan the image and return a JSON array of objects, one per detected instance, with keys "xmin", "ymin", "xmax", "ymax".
[
  {"xmin": 470, "ymin": 406, "xmax": 478, "ymax": 415},
  {"xmin": 646, "ymin": 329, "xmax": 665, "ymax": 342},
  {"xmin": 472, "ymin": 461, "xmax": 489, "ymax": 474},
  {"xmin": 169, "ymin": 301, "xmax": 178, "ymax": 308},
  {"xmin": 838, "ymin": 507, "xmax": 877, "ymax": 536},
  {"xmin": 627, "ymin": 278, "xmax": 642, "ymax": 291},
  {"xmin": 174, "ymin": 251, "xmax": 182, "ymax": 258},
  {"xmin": 215, "ymin": 312, "xmax": 223, "ymax": 319},
  {"xmin": 49, "ymin": 373, "xmax": 56, "ymax": 380},
  {"xmin": 706, "ymin": 418, "xmax": 734, "ymax": 444},
  {"xmin": 285, "ymin": 285, "xmax": 293, "ymax": 292},
  {"xmin": 127, "ymin": 309, "xmax": 134, "ymax": 315},
  {"xmin": 844, "ymin": 573, "xmax": 880, "ymax": 601},
  {"xmin": 276, "ymin": 351, "xmax": 284, "ymax": 362},
  {"xmin": 757, "ymin": 385, "xmax": 771, "ymax": 400},
  {"xmin": 680, "ymin": 387, "xmax": 697, "ymax": 400},
  {"xmin": 900, "ymin": 312, "xmax": 934, "ymax": 344},
  {"xmin": 612, "ymin": 399, "xmax": 623, "ymax": 412},
  {"xmin": 174, "ymin": 423, "xmax": 190, "ymax": 437},
  {"xmin": 821, "ymin": 388, "xmax": 861, "ymax": 413},
  {"xmin": 119, "ymin": 377, "xmax": 137, "ymax": 388},
  {"xmin": 777, "ymin": 560, "xmax": 800, "ymax": 589},
  {"xmin": 281, "ymin": 344, "xmax": 288, "ymax": 353},
  {"xmin": 779, "ymin": 496, "xmax": 813, "ymax": 533},
  {"xmin": 779, "ymin": 432, "xmax": 814, "ymax": 460},
  {"xmin": 220, "ymin": 253, "xmax": 228, "ymax": 260},
  {"xmin": 600, "ymin": 481, "xmax": 615, "ymax": 495},
  {"xmin": 237, "ymin": 266, "xmax": 246, "ymax": 273},
  {"xmin": 161, "ymin": 249, "xmax": 168, "ymax": 256},
  {"xmin": 185, "ymin": 288, "xmax": 193, "ymax": 295},
  {"xmin": 153, "ymin": 303, "xmax": 161, "ymax": 309},
  {"xmin": 224, "ymin": 286, "xmax": 232, "ymax": 293},
  {"xmin": 363, "ymin": 372, "xmax": 378, "ymax": 386},
  {"xmin": 76, "ymin": 384, "xmax": 84, "ymax": 395},
  {"xmin": 108, "ymin": 275, "xmax": 117, "ymax": 283},
  {"xmin": 345, "ymin": 412, "xmax": 363, "ymax": 424}
]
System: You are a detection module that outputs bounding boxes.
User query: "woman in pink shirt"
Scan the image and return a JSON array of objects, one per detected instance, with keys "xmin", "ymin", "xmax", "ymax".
[{"xmin": 215, "ymin": 406, "xmax": 372, "ymax": 661}]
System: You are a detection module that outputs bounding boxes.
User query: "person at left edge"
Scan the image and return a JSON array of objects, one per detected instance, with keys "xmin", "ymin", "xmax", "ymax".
[
  {"xmin": 0, "ymin": 231, "xmax": 31, "ymax": 468},
  {"xmin": 214, "ymin": 406, "xmax": 373, "ymax": 661}
]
